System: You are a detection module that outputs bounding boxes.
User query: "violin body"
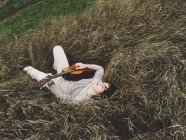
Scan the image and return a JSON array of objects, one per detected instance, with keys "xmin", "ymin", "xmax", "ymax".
[{"xmin": 62, "ymin": 64, "xmax": 96, "ymax": 81}]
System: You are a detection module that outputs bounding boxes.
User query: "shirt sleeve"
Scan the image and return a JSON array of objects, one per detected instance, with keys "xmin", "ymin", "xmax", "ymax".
[{"xmin": 85, "ymin": 64, "xmax": 104, "ymax": 80}]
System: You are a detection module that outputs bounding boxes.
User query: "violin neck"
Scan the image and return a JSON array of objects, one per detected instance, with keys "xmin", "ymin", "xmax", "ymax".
[
  {"xmin": 51, "ymin": 69, "xmax": 76, "ymax": 79},
  {"xmin": 48, "ymin": 67, "xmax": 94, "ymax": 80}
]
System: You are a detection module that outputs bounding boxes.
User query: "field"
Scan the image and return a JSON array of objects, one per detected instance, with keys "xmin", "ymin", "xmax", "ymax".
[
  {"xmin": 0, "ymin": 0, "xmax": 186, "ymax": 139},
  {"xmin": 0, "ymin": 0, "xmax": 94, "ymax": 35}
]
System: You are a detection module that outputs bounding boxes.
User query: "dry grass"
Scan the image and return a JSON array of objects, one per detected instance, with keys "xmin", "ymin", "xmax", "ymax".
[{"xmin": 0, "ymin": 0, "xmax": 186, "ymax": 139}]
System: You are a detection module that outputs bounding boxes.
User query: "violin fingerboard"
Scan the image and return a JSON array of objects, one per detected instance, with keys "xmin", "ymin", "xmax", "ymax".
[{"xmin": 32, "ymin": 79, "xmax": 49, "ymax": 88}]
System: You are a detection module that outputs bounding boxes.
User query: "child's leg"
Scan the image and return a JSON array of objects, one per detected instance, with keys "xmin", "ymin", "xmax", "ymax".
[
  {"xmin": 53, "ymin": 45, "xmax": 69, "ymax": 73},
  {"xmin": 23, "ymin": 66, "xmax": 47, "ymax": 81}
]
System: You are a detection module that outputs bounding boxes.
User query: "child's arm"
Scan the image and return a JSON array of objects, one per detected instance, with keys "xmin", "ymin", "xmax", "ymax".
[{"xmin": 75, "ymin": 63, "xmax": 104, "ymax": 80}]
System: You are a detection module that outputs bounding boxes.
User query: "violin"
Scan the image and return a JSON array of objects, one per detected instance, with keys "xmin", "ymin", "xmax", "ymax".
[
  {"xmin": 32, "ymin": 64, "xmax": 95, "ymax": 89},
  {"xmin": 62, "ymin": 64, "xmax": 96, "ymax": 81},
  {"xmin": 62, "ymin": 64, "xmax": 94, "ymax": 74}
]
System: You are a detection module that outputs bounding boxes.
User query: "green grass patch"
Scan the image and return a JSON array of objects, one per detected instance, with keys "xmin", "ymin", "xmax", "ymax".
[
  {"xmin": 0, "ymin": 0, "xmax": 95, "ymax": 36},
  {"xmin": 0, "ymin": 0, "xmax": 27, "ymax": 16}
]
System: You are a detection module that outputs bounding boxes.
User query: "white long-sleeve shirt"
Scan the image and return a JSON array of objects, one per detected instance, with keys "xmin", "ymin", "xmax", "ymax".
[{"xmin": 49, "ymin": 64, "xmax": 104, "ymax": 103}]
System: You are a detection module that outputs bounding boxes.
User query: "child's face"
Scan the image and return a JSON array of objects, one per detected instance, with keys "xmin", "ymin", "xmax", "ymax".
[{"xmin": 93, "ymin": 81, "xmax": 110, "ymax": 94}]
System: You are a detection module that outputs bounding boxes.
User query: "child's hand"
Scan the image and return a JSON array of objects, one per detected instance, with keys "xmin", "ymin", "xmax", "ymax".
[
  {"xmin": 46, "ymin": 73, "xmax": 54, "ymax": 86},
  {"xmin": 46, "ymin": 73, "xmax": 53, "ymax": 78},
  {"xmin": 103, "ymin": 83, "xmax": 110, "ymax": 90},
  {"xmin": 75, "ymin": 63, "xmax": 87, "ymax": 69}
]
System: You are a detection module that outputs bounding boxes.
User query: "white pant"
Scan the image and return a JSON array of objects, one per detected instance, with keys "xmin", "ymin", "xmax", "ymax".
[
  {"xmin": 53, "ymin": 45, "xmax": 69, "ymax": 73},
  {"xmin": 23, "ymin": 45, "xmax": 69, "ymax": 81}
]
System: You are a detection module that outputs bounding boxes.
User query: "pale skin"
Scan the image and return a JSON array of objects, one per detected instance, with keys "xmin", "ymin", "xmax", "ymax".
[
  {"xmin": 88, "ymin": 81, "xmax": 110, "ymax": 97},
  {"xmin": 46, "ymin": 63, "xmax": 110, "ymax": 97}
]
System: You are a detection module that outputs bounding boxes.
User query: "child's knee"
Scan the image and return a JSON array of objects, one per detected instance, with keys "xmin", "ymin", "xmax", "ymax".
[
  {"xmin": 53, "ymin": 45, "xmax": 63, "ymax": 52},
  {"xmin": 23, "ymin": 66, "xmax": 35, "ymax": 73},
  {"xmin": 53, "ymin": 45, "xmax": 66, "ymax": 56}
]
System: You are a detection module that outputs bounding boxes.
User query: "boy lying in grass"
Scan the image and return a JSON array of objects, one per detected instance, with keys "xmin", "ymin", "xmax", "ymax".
[{"xmin": 23, "ymin": 46, "xmax": 110, "ymax": 103}]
